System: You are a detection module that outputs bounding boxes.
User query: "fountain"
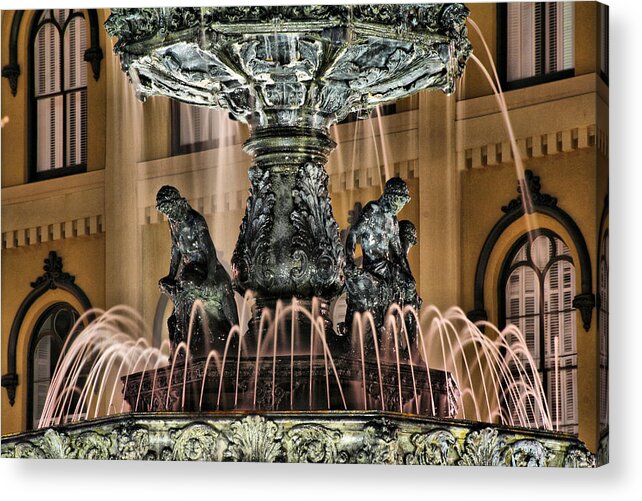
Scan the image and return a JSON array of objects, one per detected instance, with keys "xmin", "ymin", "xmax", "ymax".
[{"xmin": 0, "ymin": 5, "xmax": 594, "ymax": 466}]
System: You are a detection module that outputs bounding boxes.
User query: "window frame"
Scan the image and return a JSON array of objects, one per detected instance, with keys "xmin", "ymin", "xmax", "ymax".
[
  {"xmin": 27, "ymin": 302, "xmax": 81, "ymax": 430},
  {"xmin": 496, "ymin": 2, "xmax": 575, "ymax": 91},
  {"xmin": 498, "ymin": 229, "xmax": 578, "ymax": 434},
  {"xmin": 27, "ymin": 9, "xmax": 89, "ymax": 183}
]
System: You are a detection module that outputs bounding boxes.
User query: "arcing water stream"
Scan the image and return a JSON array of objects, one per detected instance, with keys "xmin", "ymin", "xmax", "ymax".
[
  {"xmin": 39, "ymin": 299, "xmax": 551, "ymax": 432},
  {"xmin": 39, "ymin": 16, "xmax": 555, "ymax": 435}
]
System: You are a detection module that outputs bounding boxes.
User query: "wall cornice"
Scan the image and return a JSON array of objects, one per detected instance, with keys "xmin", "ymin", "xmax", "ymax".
[
  {"xmin": 1, "ymin": 170, "xmax": 105, "ymax": 249},
  {"xmin": 456, "ymin": 74, "xmax": 608, "ymax": 169}
]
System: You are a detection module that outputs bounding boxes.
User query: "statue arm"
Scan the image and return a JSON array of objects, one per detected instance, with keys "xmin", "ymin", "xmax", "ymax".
[
  {"xmin": 160, "ymin": 228, "xmax": 181, "ymax": 295},
  {"xmin": 167, "ymin": 232, "xmax": 181, "ymax": 279},
  {"xmin": 345, "ymin": 226, "xmax": 358, "ymax": 269},
  {"xmin": 390, "ymin": 231, "xmax": 412, "ymax": 276}
]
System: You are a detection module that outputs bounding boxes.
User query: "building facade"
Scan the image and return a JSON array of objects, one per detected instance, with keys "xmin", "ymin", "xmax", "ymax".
[{"xmin": 1, "ymin": 3, "xmax": 608, "ymax": 452}]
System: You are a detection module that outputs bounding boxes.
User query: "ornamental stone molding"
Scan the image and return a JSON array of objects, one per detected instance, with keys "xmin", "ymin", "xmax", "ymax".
[{"xmin": 1, "ymin": 411, "xmax": 595, "ymax": 467}]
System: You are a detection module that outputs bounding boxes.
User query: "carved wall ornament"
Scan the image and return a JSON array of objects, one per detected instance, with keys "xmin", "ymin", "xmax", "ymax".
[
  {"xmin": 70, "ymin": 431, "xmax": 113, "ymax": 460},
  {"xmin": 457, "ymin": 427, "xmax": 504, "ymax": 466},
  {"xmin": 172, "ymin": 423, "xmax": 219, "ymax": 461},
  {"xmin": 285, "ymin": 424, "xmax": 346, "ymax": 463},
  {"xmin": 501, "ymin": 170, "xmax": 558, "ymax": 214},
  {"xmin": 405, "ymin": 429, "xmax": 458, "ymax": 465},
  {"xmin": 224, "ymin": 415, "xmax": 284, "ymax": 462}
]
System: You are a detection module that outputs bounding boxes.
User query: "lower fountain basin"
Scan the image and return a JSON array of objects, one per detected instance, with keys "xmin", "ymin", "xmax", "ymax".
[
  {"xmin": 121, "ymin": 355, "xmax": 460, "ymax": 417},
  {"xmin": 0, "ymin": 411, "xmax": 594, "ymax": 466}
]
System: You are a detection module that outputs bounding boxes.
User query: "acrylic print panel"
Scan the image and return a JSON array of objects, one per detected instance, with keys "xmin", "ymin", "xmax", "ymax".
[{"xmin": 0, "ymin": 2, "xmax": 607, "ymax": 467}]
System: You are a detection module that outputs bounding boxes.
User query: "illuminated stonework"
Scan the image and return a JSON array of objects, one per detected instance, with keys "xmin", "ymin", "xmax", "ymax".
[{"xmin": 1, "ymin": 412, "xmax": 594, "ymax": 466}]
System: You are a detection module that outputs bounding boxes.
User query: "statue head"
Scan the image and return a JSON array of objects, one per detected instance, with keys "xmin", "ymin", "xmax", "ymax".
[
  {"xmin": 381, "ymin": 177, "xmax": 410, "ymax": 215},
  {"xmin": 156, "ymin": 185, "xmax": 190, "ymax": 220},
  {"xmin": 399, "ymin": 220, "xmax": 417, "ymax": 253}
]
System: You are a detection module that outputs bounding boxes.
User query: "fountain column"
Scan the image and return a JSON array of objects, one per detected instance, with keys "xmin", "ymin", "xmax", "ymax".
[{"xmin": 232, "ymin": 126, "xmax": 344, "ymax": 335}]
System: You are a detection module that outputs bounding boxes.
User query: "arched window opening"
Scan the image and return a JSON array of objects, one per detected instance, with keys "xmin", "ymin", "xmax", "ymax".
[
  {"xmin": 28, "ymin": 303, "xmax": 81, "ymax": 429},
  {"xmin": 501, "ymin": 230, "xmax": 578, "ymax": 435},
  {"xmin": 30, "ymin": 9, "xmax": 88, "ymax": 181}
]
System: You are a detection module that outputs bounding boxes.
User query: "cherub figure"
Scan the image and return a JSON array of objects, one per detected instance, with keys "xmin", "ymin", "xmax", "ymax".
[{"xmin": 396, "ymin": 220, "xmax": 423, "ymax": 353}]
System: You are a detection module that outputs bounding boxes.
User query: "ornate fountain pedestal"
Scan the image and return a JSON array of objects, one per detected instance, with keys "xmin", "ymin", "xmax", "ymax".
[{"xmin": 104, "ymin": 5, "xmax": 472, "ymax": 335}]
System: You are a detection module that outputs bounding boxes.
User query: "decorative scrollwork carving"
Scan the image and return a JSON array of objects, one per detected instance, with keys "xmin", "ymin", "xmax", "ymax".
[
  {"xmin": 172, "ymin": 423, "xmax": 219, "ymax": 461},
  {"xmin": 356, "ymin": 419, "xmax": 398, "ymax": 464},
  {"xmin": 30, "ymin": 251, "xmax": 75, "ymax": 289},
  {"xmin": 291, "ymin": 162, "xmax": 344, "ymax": 298},
  {"xmin": 105, "ymin": 9, "xmax": 162, "ymax": 56},
  {"xmin": 405, "ymin": 429, "xmax": 458, "ymax": 465},
  {"xmin": 1, "ymin": 417, "xmax": 596, "ymax": 466},
  {"xmin": 564, "ymin": 444, "xmax": 596, "ymax": 468},
  {"xmin": 232, "ymin": 167, "xmax": 276, "ymax": 294},
  {"xmin": 71, "ymin": 431, "xmax": 112, "ymax": 460},
  {"xmin": 500, "ymin": 439, "xmax": 549, "ymax": 467},
  {"xmin": 502, "ymin": 170, "xmax": 558, "ymax": 214},
  {"xmin": 457, "ymin": 428, "xmax": 504, "ymax": 466},
  {"xmin": 285, "ymin": 424, "xmax": 346, "ymax": 463},
  {"xmin": 116, "ymin": 426, "xmax": 151, "ymax": 460},
  {"xmin": 224, "ymin": 415, "xmax": 283, "ymax": 462}
]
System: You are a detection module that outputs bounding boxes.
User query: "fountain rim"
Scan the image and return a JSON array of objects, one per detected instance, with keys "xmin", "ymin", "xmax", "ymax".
[{"xmin": 3, "ymin": 409, "xmax": 581, "ymax": 443}]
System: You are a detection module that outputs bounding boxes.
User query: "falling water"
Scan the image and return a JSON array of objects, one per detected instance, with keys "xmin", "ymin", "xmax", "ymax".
[
  {"xmin": 467, "ymin": 18, "xmax": 539, "ymax": 235},
  {"xmin": 39, "ymin": 297, "xmax": 551, "ymax": 432}
]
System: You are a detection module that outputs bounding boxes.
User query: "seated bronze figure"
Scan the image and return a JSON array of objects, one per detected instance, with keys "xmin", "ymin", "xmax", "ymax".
[{"xmin": 156, "ymin": 185, "xmax": 239, "ymax": 359}]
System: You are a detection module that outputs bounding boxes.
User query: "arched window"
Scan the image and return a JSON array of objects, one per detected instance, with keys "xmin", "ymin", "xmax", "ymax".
[
  {"xmin": 500, "ymin": 230, "xmax": 578, "ymax": 434},
  {"xmin": 599, "ymin": 230, "xmax": 609, "ymax": 432},
  {"xmin": 28, "ymin": 303, "xmax": 80, "ymax": 429},
  {"xmin": 29, "ymin": 9, "xmax": 88, "ymax": 181}
]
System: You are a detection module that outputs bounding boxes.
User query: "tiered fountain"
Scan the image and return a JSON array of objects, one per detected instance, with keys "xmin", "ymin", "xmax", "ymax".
[{"xmin": 1, "ymin": 5, "xmax": 594, "ymax": 466}]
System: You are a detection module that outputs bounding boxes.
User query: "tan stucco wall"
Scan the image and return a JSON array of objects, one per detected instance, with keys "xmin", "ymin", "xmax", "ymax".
[{"xmin": 1, "ymin": 235, "xmax": 105, "ymax": 434}]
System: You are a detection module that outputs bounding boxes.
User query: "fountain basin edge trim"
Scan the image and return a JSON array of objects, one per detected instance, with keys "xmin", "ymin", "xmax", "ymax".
[{"xmin": 1, "ymin": 411, "xmax": 595, "ymax": 466}]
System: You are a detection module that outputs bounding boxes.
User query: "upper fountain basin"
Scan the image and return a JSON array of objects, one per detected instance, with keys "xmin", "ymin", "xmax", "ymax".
[{"xmin": 105, "ymin": 4, "xmax": 472, "ymax": 130}]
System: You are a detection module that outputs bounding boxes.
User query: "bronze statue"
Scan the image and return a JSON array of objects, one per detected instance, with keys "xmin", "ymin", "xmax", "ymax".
[
  {"xmin": 156, "ymin": 185, "xmax": 239, "ymax": 359},
  {"xmin": 342, "ymin": 177, "xmax": 414, "ymax": 347}
]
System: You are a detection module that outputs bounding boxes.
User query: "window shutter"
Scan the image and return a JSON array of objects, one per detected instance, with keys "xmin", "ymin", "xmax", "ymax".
[
  {"xmin": 562, "ymin": 368, "xmax": 577, "ymax": 431},
  {"xmin": 35, "ymin": 23, "xmax": 60, "ymax": 96},
  {"xmin": 64, "ymin": 15, "xmax": 88, "ymax": 91},
  {"xmin": 503, "ymin": 233, "xmax": 577, "ymax": 434},
  {"xmin": 599, "ymin": 233, "xmax": 609, "ymax": 431},
  {"xmin": 546, "ymin": 3, "xmax": 558, "ymax": 74},
  {"xmin": 35, "ymin": 22, "xmax": 63, "ymax": 172},
  {"xmin": 33, "ymin": 336, "xmax": 52, "ymax": 428},
  {"xmin": 36, "ymin": 96, "xmax": 64, "ymax": 172},
  {"xmin": 561, "ymin": 2, "xmax": 575, "ymax": 71},
  {"xmin": 64, "ymin": 15, "xmax": 88, "ymax": 167},
  {"xmin": 507, "ymin": 3, "xmax": 523, "ymax": 82},
  {"xmin": 54, "ymin": 9, "xmax": 68, "ymax": 27}
]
